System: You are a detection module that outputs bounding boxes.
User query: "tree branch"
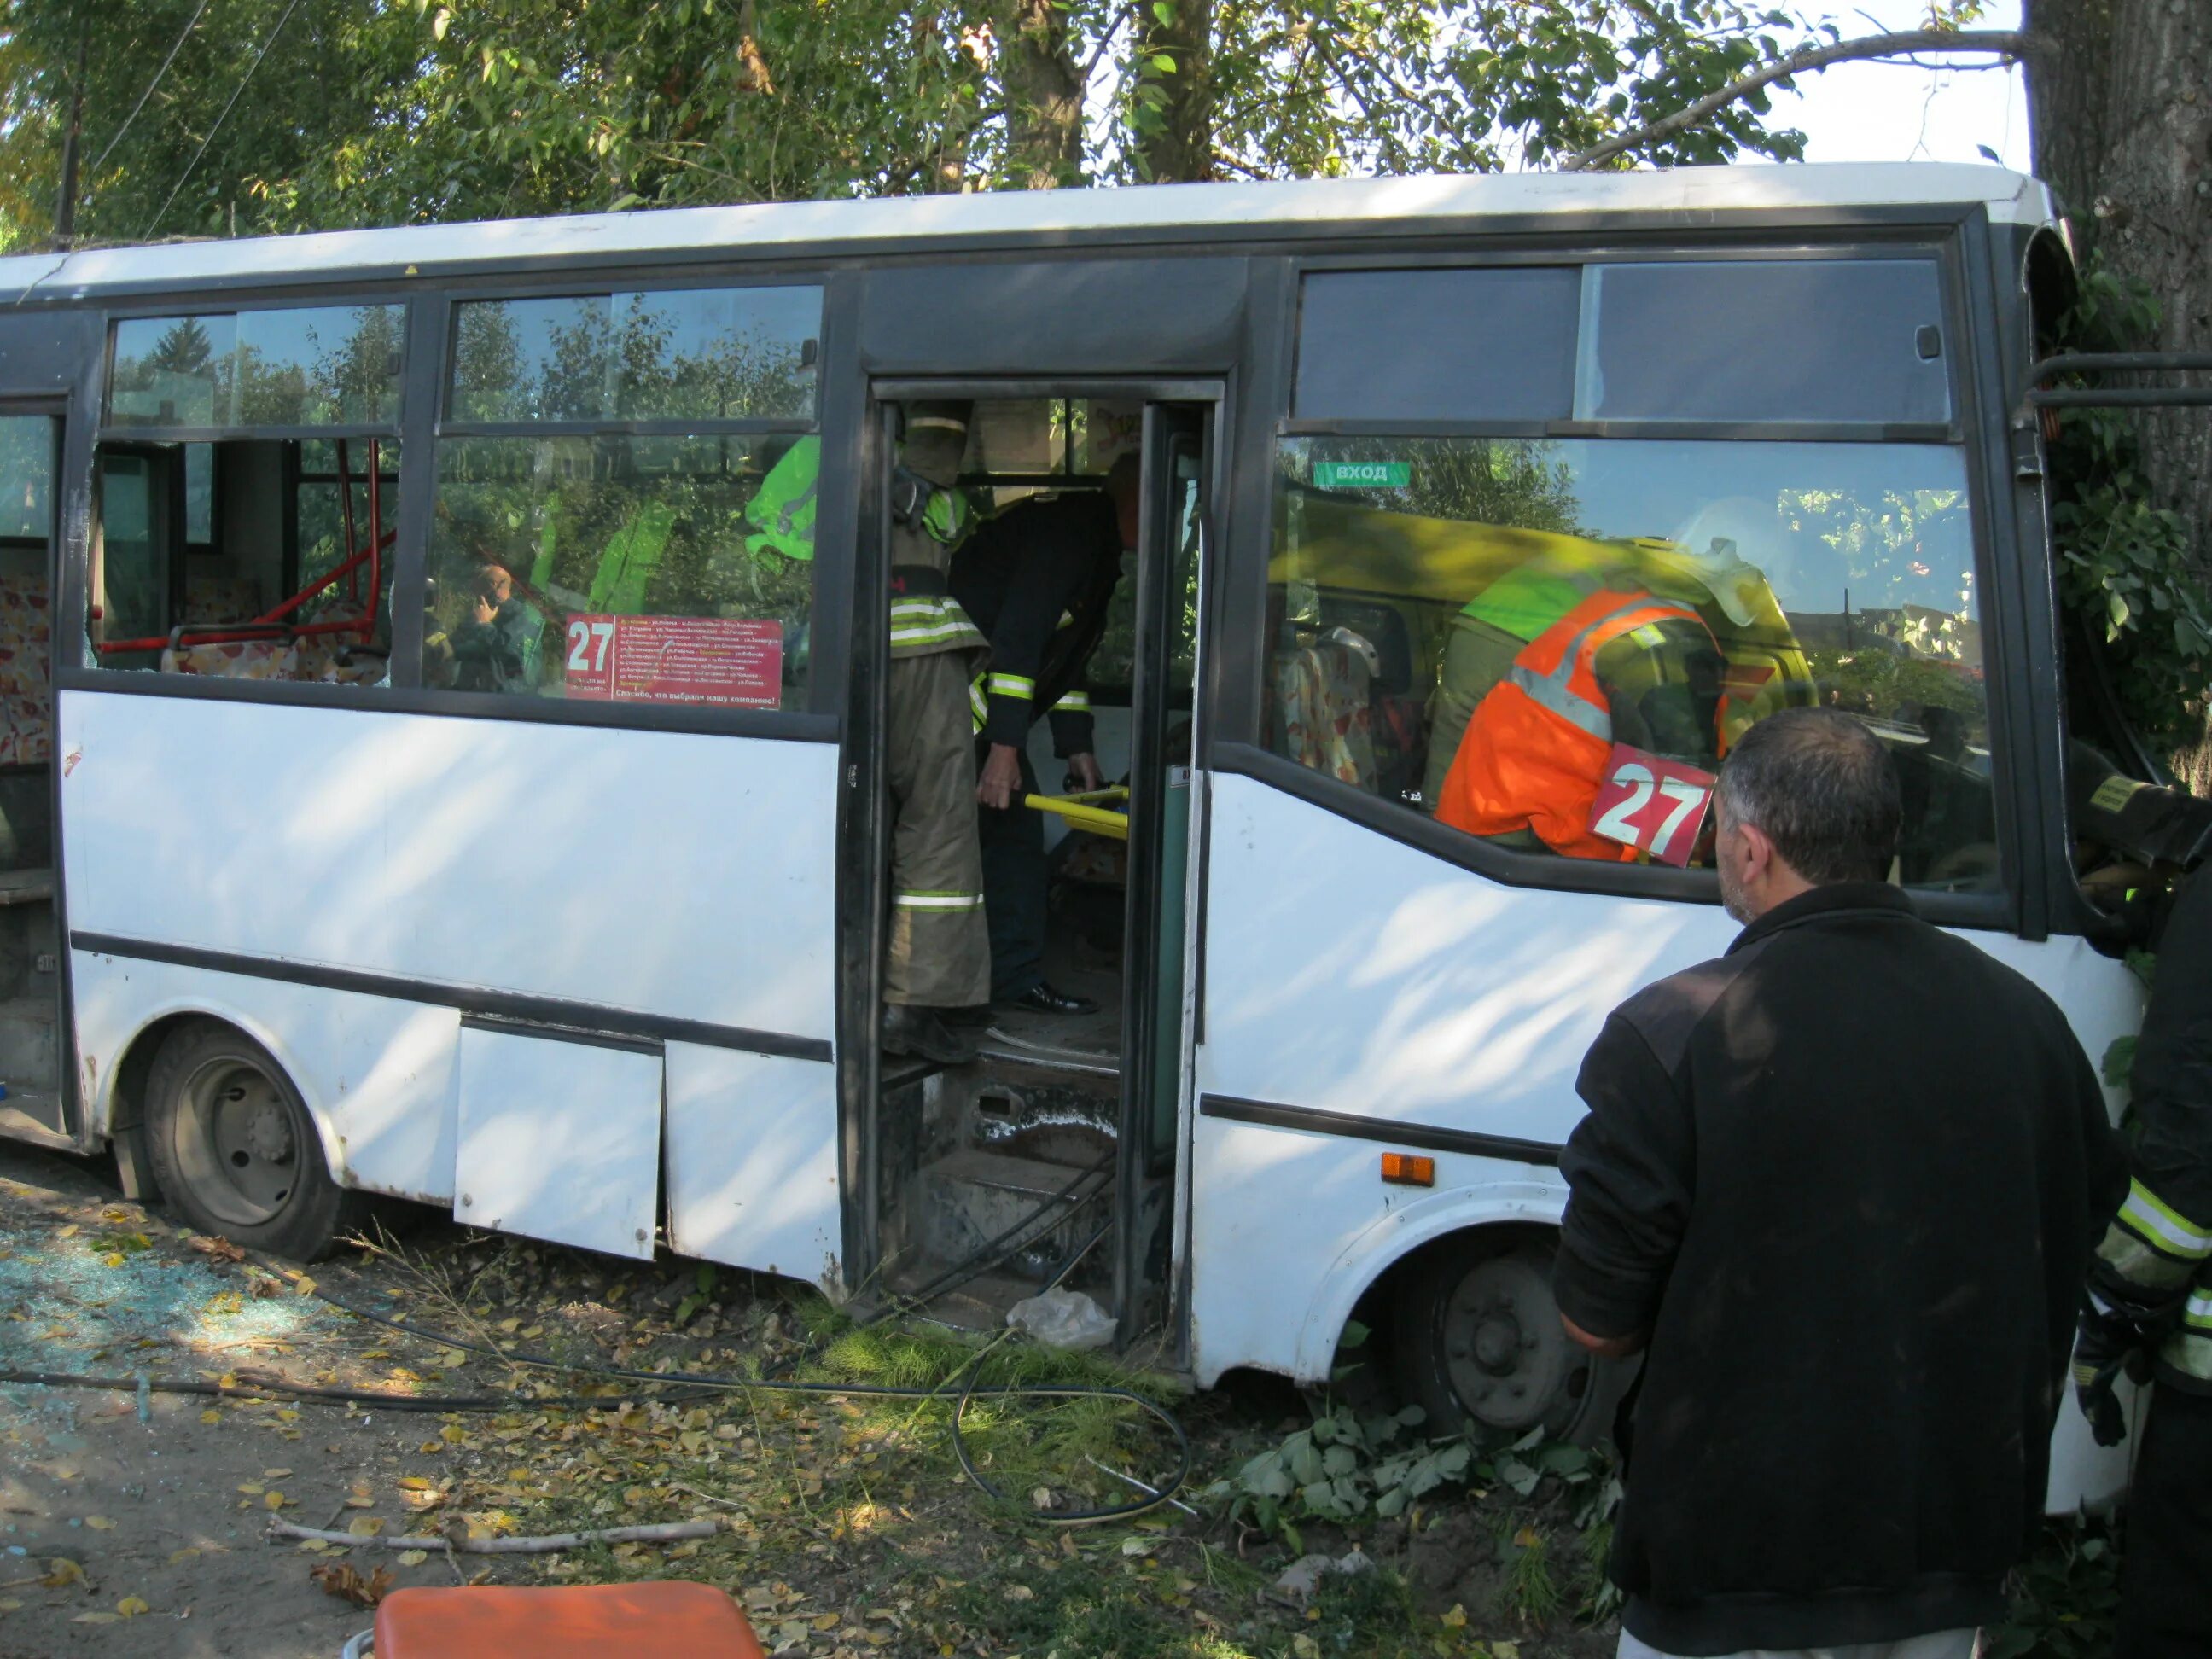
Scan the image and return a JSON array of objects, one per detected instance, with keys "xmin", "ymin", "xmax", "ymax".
[{"xmin": 1560, "ymin": 28, "xmax": 2027, "ymax": 172}]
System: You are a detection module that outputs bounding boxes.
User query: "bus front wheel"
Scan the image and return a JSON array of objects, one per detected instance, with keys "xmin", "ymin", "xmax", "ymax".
[
  {"xmin": 1389, "ymin": 1229, "xmax": 1631, "ymax": 1447},
  {"xmin": 143, "ymin": 1022, "xmax": 364, "ymax": 1262}
]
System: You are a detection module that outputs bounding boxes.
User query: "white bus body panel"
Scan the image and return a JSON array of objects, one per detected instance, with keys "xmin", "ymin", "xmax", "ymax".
[
  {"xmin": 67, "ymin": 952, "xmax": 462, "ymax": 1201},
  {"xmin": 453, "ymin": 1025, "xmax": 661, "ymax": 1260},
  {"xmin": 59, "ymin": 690, "xmax": 843, "ymax": 1284},
  {"xmin": 663, "ymin": 1043, "xmax": 842, "ymax": 1287},
  {"xmin": 1191, "ymin": 771, "xmax": 2139, "ymax": 1510}
]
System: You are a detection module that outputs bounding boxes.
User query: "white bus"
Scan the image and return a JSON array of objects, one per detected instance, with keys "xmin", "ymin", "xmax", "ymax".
[{"xmin": 0, "ymin": 163, "xmax": 2143, "ymax": 1505}]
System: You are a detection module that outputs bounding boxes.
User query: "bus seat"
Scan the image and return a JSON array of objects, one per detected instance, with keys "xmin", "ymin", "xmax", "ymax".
[
  {"xmin": 293, "ymin": 602, "xmax": 384, "ymax": 684},
  {"xmin": 1270, "ymin": 637, "xmax": 1377, "ymax": 790},
  {"xmin": 162, "ymin": 637, "xmax": 301, "ymax": 679},
  {"xmin": 0, "ymin": 575, "xmax": 53, "ymax": 766}
]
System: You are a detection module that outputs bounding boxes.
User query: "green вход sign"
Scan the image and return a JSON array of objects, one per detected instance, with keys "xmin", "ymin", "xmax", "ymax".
[{"xmin": 1313, "ymin": 461, "xmax": 1410, "ymax": 490}]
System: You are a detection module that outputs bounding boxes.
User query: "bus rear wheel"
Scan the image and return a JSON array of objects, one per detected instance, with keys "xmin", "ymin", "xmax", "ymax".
[
  {"xmin": 1390, "ymin": 1230, "xmax": 1629, "ymax": 1447},
  {"xmin": 143, "ymin": 1022, "xmax": 363, "ymax": 1262}
]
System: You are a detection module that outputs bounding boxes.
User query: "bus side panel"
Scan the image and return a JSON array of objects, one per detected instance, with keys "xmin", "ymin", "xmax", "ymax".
[
  {"xmin": 68, "ymin": 951, "xmax": 461, "ymax": 1202},
  {"xmin": 58, "ymin": 691, "xmax": 838, "ymax": 1039},
  {"xmin": 1189, "ymin": 771, "xmax": 1734, "ymax": 1386},
  {"xmin": 664, "ymin": 1042, "xmax": 841, "ymax": 1289},
  {"xmin": 58, "ymin": 689, "xmax": 843, "ymax": 1268},
  {"xmin": 1190, "ymin": 771, "xmax": 2140, "ymax": 1513},
  {"xmin": 1960, "ymin": 931, "xmax": 2144, "ymax": 1512}
]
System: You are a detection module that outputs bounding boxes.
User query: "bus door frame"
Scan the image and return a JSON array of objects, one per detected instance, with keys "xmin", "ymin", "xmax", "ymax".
[{"xmin": 844, "ymin": 379, "xmax": 1221, "ymax": 1344}]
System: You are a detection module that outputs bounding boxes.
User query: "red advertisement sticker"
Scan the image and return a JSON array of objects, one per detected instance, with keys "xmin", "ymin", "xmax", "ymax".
[
  {"xmin": 1588, "ymin": 742, "xmax": 1718, "ymax": 867},
  {"xmin": 562, "ymin": 614, "xmax": 783, "ymax": 708}
]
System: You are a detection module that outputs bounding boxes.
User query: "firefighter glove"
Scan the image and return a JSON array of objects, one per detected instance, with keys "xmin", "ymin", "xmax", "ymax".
[{"xmin": 2072, "ymin": 1289, "xmax": 2157, "ymax": 1447}]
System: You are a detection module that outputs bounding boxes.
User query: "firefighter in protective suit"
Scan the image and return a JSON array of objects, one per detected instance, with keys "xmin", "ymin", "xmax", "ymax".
[
  {"xmin": 877, "ymin": 403, "xmax": 992, "ymax": 1063},
  {"xmin": 2068, "ymin": 757, "xmax": 2212, "ymax": 1659}
]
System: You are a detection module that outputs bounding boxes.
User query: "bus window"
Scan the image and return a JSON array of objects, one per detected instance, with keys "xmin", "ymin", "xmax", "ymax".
[
  {"xmin": 426, "ymin": 286, "xmax": 821, "ymax": 710},
  {"xmin": 90, "ymin": 305, "xmax": 405, "ymax": 684},
  {"xmin": 1269, "ymin": 435, "xmax": 1996, "ymax": 889}
]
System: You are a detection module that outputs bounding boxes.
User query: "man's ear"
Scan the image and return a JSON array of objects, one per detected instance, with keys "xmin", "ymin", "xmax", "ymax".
[{"xmin": 1736, "ymin": 818, "xmax": 1777, "ymax": 884}]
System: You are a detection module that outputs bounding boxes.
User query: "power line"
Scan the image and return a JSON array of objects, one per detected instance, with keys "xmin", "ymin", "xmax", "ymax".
[
  {"xmin": 139, "ymin": 0, "xmax": 302, "ymax": 242},
  {"xmin": 90, "ymin": 0, "xmax": 213, "ymax": 178}
]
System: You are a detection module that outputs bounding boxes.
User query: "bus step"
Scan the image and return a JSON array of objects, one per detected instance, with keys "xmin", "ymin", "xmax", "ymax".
[{"xmin": 917, "ymin": 1149, "xmax": 1104, "ymax": 1269}]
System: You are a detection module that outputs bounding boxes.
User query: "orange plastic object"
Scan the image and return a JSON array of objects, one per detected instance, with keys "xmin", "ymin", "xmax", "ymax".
[{"xmin": 371, "ymin": 1582, "xmax": 767, "ymax": 1658}]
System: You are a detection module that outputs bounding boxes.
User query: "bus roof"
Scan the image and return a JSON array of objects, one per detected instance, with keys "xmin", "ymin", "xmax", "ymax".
[{"xmin": 0, "ymin": 163, "xmax": 2054, "ymax": 303}]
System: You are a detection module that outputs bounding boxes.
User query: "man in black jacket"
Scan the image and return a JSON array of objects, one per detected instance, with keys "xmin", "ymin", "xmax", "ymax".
[
  {"xmin": 951, "ymin": 459, "xmax": 1138, "ymax": 1015},
  {"xmin": 1555, "ymin": 707, "xmax": 2127, "ymax": 1659}
]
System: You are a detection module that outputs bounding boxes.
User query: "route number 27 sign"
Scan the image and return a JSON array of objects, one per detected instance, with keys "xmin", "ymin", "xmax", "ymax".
[{"xmin": 1588, "ymin": 743, "xmax": 1718, "ymax": 867}]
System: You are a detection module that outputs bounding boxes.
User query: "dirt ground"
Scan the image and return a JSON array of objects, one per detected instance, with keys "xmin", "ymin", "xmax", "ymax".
[{"xmin": 0, "ymin": 1141, "xmax": 1625, "ymax": 1659}]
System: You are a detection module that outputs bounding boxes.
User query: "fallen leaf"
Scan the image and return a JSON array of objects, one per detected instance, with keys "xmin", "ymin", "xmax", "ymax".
[
  {"xmin": 309, "ymin": 1563, "xmax": 394, "ymax": 1610},
  {"xmin": 347, "ymin": 1516, "xmax": 386, "ymax": 1538},
  {"xmin": 190, "ymin": 1235, "xmax": 247, "ymax": 1263},
  {"xmin": 84, "ymin": 1516, "xmax": 114, "ymax": 1531},
  {"xmin": 41, "ymin": 1557, "xmax": 84, "ymax": 1589},
  {"xmin": 398, "ymin": 1550, "xmax": 428, "ymax": 1567},
  {"xmin": 71, "ymin": 1611, "xmax": 119, "ymax": 1625},
  {"xmin": 51, "ymin": 1464, "xmax": 78, "ymax": 1481},
  {"xmin": 397, "ymin": 1476, "xmax": 434, "ymax": 1490},
  {"xmin": 0, "ymin": 1597, "xmax": 20, "ymax": 1610},
  {"xmin": 263, "ymin": 1467, "xmax": 293, "ymax": 1479},
  {"xmin": 116, "ymin": 1596, "xmax": 149, "ymax": 1618},
  {"xmin": 236, "ymin": 1483, "xmax": 265, "ymax": 1496},
  {"xmin": 1440, "ymin": 1604, "xmax": 1469, "ymax": 1629},
  {"xmin": 200, "ymin": 1409, "xmax": 222, "ymax": 1425},
  {"xmin": 264, "ymin": 1491, "xmax": 289, "ymax": 1511},
  {"xmin": 168, "ymin": 1549, "xmax": 200, "ymax": 1566}
]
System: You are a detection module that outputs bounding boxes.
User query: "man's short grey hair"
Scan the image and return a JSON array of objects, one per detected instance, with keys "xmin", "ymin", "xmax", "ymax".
[{"xmin": 1714, "ymin": 707, "xmax": 1902, "ymax": 884}]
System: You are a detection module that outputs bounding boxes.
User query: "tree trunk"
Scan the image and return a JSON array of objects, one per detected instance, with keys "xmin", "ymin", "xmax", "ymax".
[
  {"xmin": 2022, "ymin": 0, "xmax": 2212, "ymax": 783},
  {"xmin": 995, "ymin": 0, "xmax": 1084, "ymax": 188},
  {"xmin": 50, "ymin": 26, "xmax": 86, "ymax": 248},
  {"xmin": 1134, "ymin": 0, "xmax": 1214, "ymax": 183}
]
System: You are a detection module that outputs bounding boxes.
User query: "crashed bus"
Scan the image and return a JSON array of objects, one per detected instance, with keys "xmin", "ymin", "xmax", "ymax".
[{"xmin": 0, "ymin": 163, "xmax": 2146, "ymax": 1507}]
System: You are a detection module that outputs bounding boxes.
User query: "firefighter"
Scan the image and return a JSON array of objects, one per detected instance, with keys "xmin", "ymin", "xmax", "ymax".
[
  {"xmin": 950, "ymin": 456, "xmax": 1139, "ymax": 1013},
  {"xmin": 878, "ymin": 402, "xmax": 992, "ymax": 1063},
  {"xmin": 2068, "ymin": 760, "xmax": 2212, "ymax": 1659}
]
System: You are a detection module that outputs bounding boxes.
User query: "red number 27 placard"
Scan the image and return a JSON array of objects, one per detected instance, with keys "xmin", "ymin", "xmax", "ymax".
[{"xmin": 1588, "ymin": 743, "xmax": 1718, "ymax": 867}]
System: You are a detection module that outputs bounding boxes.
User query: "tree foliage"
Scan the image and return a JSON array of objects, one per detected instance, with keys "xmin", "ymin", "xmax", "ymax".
[{"xmin": 0, "ymin": 0, "xmax": 1821, "ymax": 246}]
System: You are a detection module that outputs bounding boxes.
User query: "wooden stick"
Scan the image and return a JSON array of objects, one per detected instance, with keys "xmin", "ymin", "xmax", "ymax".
[{"xmin": 267, "ymin": 1517, "xmax": 718, "ymax": 1554}]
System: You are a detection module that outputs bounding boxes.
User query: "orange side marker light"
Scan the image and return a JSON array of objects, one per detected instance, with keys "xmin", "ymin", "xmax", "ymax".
[{"xmin": 1380, "ymin": 1153, "xmax": 1435, "ymax": 1187}]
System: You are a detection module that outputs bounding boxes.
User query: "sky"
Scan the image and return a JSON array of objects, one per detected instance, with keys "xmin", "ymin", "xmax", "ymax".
[{"xmin": 1754, "ymin": 2, "xmax": 2030, "ymax": 171}]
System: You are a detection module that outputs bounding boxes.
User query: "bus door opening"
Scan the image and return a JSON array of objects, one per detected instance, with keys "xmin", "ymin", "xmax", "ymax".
[
  {"xmin": 865, "ymin": 393, "xmax": 1207, "ymax": 1348},
  {"xmin": 0, "ymin": 412, "xmax": 65, "ymax": 1142}
]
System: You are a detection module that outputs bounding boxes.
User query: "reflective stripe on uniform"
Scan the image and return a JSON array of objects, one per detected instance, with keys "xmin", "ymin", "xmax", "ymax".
[
  {"xmin": 1054, "ymin": 690, "xmax": 1091, "ymax": 713},
  {"xmin": 2120, "ymin": 1177, "xmax": 2212, "ymax": 1260},
  {"xmin": 987, "ymin": 673, "xmax": 1035, "ymax": 699},
  {"xmin": 890, "ymin": 594, "xmax": 986, "ymax": 653},
  {"xmin": 970, "ymin": 678, "xmax": 988, "ymax": 727},
  {"xmin": 1505, "ymin": 591, "xmax": 1708, "ymax": 743},
  {"xmin": 2186, "ymin": 1288, "xmax": 2212, "ymax": 1331},
  {"xmin": 894, "ymin": 890, "xmax": 984, "ymax": 909}
]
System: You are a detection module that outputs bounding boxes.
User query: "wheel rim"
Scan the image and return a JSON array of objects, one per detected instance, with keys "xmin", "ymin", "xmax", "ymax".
[
  {"xmin": 1437, "ymin": 1248, "xmax": 1580, "ymax": 1436},
  {"xmin": 170, "ymin": 1057, "xmax": 300, "ymax": 1228}
]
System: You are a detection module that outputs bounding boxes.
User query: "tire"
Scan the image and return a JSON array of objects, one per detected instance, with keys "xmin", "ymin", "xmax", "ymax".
[
  {"xmin": 1390, "ymin": 1229, "xmax": 1633, "ymax": 1447},
  {"xmin": 143, "ymin": 1021, "xmax": 364, "ymax": 1261}
]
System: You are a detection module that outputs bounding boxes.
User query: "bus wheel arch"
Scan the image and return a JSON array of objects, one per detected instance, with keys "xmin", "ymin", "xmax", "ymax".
[
  {"xmin": 132, "ymin": 1016, "xmax": 364, "ymax": 1261},
  {"xmin": 1376, "ymin": 1222, "xmax": 1632, "ymax": 1447}
]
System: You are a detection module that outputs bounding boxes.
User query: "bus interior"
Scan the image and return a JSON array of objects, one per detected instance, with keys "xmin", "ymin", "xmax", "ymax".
[{"xmin": 870, "ymin": 396, "xmax": 1204, "ymax": 1348}]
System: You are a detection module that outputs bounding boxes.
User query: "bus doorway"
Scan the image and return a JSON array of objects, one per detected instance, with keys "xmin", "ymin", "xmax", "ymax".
[
  {"xmin": 0, "ymin": 410, "xmax": 65, "ymax": 1146},
  {"xmin": 855, "ymin": 390, "xmax": 1209, "ymax": 1354}
]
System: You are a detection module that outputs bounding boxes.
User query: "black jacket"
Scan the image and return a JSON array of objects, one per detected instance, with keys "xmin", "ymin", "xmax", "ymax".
[
  {"xmin": 950, "ymin": 492, "xmax": 1122, "ymax": 755},
  {"xmin": 1556, "ymin": 883, "xmax": 2126, "ymax": 1656}
]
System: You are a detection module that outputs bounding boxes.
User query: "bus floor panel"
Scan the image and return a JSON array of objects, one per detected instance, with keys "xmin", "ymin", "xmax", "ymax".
[{"xmin": 974, "ymin": 955, "xmax": 1121, "ymax": 1077}]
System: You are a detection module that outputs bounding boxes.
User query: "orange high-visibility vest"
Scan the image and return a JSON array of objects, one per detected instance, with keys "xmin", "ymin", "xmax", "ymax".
[{"xmin": 1435, "ymin": 586, "xmax": 1720, "ymax": 861}]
